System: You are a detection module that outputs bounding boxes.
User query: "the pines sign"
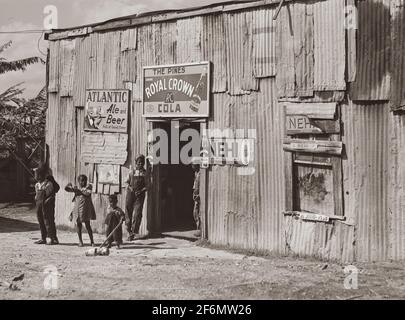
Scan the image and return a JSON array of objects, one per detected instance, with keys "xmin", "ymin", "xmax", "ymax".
[{"xmin": 143, "ymin": 62, "xmax": 210, "ymax": 118}]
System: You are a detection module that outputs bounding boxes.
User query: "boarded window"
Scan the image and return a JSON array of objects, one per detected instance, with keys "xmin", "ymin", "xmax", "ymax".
[{"xmin": 293, "ymin": 159, "xmax": 334, "ymax": 216}]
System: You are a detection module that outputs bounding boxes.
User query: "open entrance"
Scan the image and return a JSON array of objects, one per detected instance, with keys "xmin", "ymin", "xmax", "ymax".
[{"xmin": 151, "ymin": 121, "xmax": 201, "ymax": 235}]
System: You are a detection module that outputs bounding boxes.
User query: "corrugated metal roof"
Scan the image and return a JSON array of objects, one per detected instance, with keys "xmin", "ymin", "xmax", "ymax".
[{"xmin": 46, "ymin": 0, "xmax": 293, "ymax": 40}]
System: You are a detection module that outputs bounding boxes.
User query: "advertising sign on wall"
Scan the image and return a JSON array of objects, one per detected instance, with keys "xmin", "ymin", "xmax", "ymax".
[
  {"xmin": 84, "ymin": 89, "xmax": 129, "ymax": 133},
  {"xmin": 143, "ymin": 62, "xmax": 210, "ymax": 118}
]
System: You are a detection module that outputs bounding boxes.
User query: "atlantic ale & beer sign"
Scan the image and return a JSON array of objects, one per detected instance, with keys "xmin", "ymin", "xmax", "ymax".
[
  {"xmin": 143, "ymin": 62, "xmax": 210, "ymax": 118},
  {"xmin": 84, "ymin": 89, "xmax": 129, "ymax": 133}
]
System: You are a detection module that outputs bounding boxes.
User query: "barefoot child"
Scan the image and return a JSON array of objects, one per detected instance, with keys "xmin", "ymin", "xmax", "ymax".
[
  {"xmin": 65, "ymin": 174, "xmax": 96, "ymax": 247},
  {"xmin": 104, "ymin": 194, "xmax": 125, "ymax": 249},
  {"xmin": 125, "ymin": 154, "xmax": 147, "ymax": 241}
]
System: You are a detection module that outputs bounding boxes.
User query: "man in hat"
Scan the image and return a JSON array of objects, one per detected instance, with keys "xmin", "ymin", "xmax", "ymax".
[
  {"xmin": 125, "ymin": 155, "xmax": 147, "ymax": 241},
  {"xmin": 34, "ymin": 164, "xmax": 59, "ymax": 245}
]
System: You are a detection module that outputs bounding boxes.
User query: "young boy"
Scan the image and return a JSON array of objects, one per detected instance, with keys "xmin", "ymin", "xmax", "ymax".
[
  {"xmin": 34, "ymin": 165, "xmax": 59, "ymax": 245},
  {"xmin": 125, "ymin": 155, "xmax": 147, "ymax": 241},
  {"xmin": 105, "ymin": 194, "xmax": 125, "ymax": 249}
]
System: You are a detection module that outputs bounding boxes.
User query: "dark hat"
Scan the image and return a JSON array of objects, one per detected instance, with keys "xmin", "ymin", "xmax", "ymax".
[
  {"xmin": 108, "ymin": 194, "xmax": 118, "ymax": 202},
  {"xmin": 135, "ymin": 154, "xmax": 145, "ymax": 163},
  {"xmin": 34, "ymin": 162, "xmax": 48, "ymax": 175}
]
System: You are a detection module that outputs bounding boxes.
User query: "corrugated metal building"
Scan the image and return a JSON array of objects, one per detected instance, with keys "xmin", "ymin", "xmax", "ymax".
[{"xmin": 45, "ymin": 0, "xmax": 405, "ymax": 262}]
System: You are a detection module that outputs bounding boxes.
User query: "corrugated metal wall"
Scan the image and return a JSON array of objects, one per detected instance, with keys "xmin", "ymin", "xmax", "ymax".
[
  {"xmin": 350, "ymin": 0, "xmax": 391, "ymax": 101},
  {"xmin": 388, "ymin": 111, "xmax": 405, "ymax": 260},
  {"xmin": 46, "ymin": 0, "xmax": 405, "ymax": 261},
  {"xmin": 342, "ymin": 102, "xmax": 390, "ymax": 261},
  {"xmin": 391, "ymin": 0, "xmax": 405, "ymax": 110}
]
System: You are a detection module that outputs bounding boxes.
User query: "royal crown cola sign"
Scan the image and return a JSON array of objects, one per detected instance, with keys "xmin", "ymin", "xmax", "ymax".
[{"xmin": 143, "ymin": 62, "xmax": 210, "ymax": 118}]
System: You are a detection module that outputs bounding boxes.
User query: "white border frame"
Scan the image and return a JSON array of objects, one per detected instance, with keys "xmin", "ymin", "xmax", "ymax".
[{"xmin": 142, "ymin": 61, "xmax": 211, "ymax": 119}]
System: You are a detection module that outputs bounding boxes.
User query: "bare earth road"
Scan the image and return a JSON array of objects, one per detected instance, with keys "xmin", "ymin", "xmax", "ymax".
[{"xmin": 1, "ymin": 204, "xmax": 405, "ymax": 300}]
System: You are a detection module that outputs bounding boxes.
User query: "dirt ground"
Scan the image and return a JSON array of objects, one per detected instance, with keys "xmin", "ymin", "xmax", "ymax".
[{"xmin": 0, "ymin": 203, "xmax": 405, "ymax": 300}]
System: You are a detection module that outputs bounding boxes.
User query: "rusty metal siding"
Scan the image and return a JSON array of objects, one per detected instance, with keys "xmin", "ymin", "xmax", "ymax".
[
  {"xmin": 46, "ymin": 0, "xmax": 405, "ymax": 262},
  {"xmin": 224, "ymin": 10, "xmax": 259, "ymax": 95},
  {"xmin": 202, "ymin": 14, "xmax": 227, "ymax": 93},
  {"xmin": 313, "ymin": 0, "xmax": 346, "ymax": 91},
  {"xmin": 103, "ymin": 32, "xmax": 121, "ymax": 88},
  {"xmin": 53, "ymin": 97, "xmax": 77, "ymax": 227},
  {"xmin": 388, "ymin": 112, "xmax": 405, "ymax": 260},
  {"xmin": 154, "ymin": 22, "xmax": 177, "ymax": 65},
  {"xmin": 252, "ymin": 8, "xmax": 277, "ymax": 78},
  {"xmin": 293, "ymin": 1, "xmax": 314, "ymax": 97},
  {"xmin": 275, "ymin": 2, "xmax": 295, "ymax": 98},
  {"xmin": 341, "ymin": 101, "xmax": 390, "ymax": 261},
  {"xmin": 177, "ymin": 17, "xmax": 203, "ymax": 63},
  {"xmin": 346, "ymin": 0, "xmax": 357, "ymax": 83},
  {"xmin": 390, "ymin": 0, "xmax": 405, "ymax": 110},
  {"xmin": 350, "ymin": 0, "xmax": 391, "ymax": 101},
  {"xmin": 48, "ymin": 41, "xmax": 59, "ymax": 93},
  {"xmin": 73, "ymin": 36, "xmax": 91, "ymax": 107},
  {"xmin": 59, "ymin": 39, "xmax": 76, "ymax": 97},
  {"xmin": 255, "ymin": 78, "xmax": 285, "ymax": 252},
  {"xmin": 284, "ymin": 216, "xmax": 355, "ymax": 262},
  {"xmin": 205, "ymin": 78, "xmax": 285, "ymax": 252}
]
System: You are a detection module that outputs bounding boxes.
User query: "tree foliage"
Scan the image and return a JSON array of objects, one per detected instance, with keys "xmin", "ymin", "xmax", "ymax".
[
  {"xmin": 0, "ymin": 41, "xmax": 46, "ymax": 157},
  {"xmin": 0, "ymin": 40, "xmax": 45, "ymax": 74}
]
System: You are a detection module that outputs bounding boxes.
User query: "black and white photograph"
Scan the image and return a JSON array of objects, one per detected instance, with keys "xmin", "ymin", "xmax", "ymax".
[{"xmin": 1, "ymin": 0, "xmax": 405, "ymax": 306}]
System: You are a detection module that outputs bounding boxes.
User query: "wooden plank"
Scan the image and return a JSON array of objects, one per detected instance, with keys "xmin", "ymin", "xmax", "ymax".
[
  {"xmin": 346, "ymin": 0, "xmax": 357, "ymax": 82},
  {"xmin": 92, "ymin": 19, "xmax": 132, "ymax": 32},
  {"xmin": 48, "ymin": 27, "xmax": 91, "ymax": 41},
  {"xmin": 284, "ymin": 102, "xmax": 337, "ymax": 119},
  {"xmin": 283, "ymin": 139, "xmax": 343, "ymax": 155},
  {"xmin": 283, "ymin": 106, "xmax": 294, "ymax": 211},
  {"xmin": 283, "ymin": 211, "xmax": 346, "ymax": 221},
  {"xmin": 285, "ymin": 115, "xmax": 340, "ymax": 135},
  {"xmin": 200, "ymin": 122, "xmax": 208, "ymax": 239},
  {"xmin": 332, "ymin": 156, "xmax": 344, "ymax": 216}
]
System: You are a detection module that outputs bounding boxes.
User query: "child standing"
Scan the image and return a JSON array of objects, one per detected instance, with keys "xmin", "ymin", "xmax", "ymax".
[
  {"xmin": 34, "ymin": 165, "xmax": 57, "ymax": 245},
  {"xmin": 125, "ymin": 155, "xmax": 147, "ymax": 241},
  {"xmin": 104, "ymin": 194, "xmax": 125, "ymax": 249},
  {"xmin": 65, "ymin": 174, "xmax": 96, "ymax": 247}
]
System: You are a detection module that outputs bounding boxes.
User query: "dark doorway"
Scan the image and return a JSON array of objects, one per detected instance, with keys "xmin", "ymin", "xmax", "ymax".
[{"xmin": 154, "ymin": 121, "xmax": 200, "ymax": 233}]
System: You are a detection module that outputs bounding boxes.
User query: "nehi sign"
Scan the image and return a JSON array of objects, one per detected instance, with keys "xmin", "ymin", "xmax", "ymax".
[
  {"xmin": 84, "ymin": 89, "xmax": 129, "ymax": 133},
  {"xmin": 143, "ymin": 62, "xmax": 210, "ymax": 118}
]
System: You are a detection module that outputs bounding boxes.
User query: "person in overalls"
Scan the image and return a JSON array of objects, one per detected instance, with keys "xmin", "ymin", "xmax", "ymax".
[
  {"xmin": 125, "ymin": 155, "xmax": 147, "ymax": 241},
  {"xmin": 34, "ymin": 165, "xmax": 59, "ymax": 245}
]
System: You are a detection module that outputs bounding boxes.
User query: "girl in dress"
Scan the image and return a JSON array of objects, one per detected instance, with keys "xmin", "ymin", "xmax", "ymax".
[{"xmin": 65, "ymin": 174, "xmax": 96, "ymax": 247}]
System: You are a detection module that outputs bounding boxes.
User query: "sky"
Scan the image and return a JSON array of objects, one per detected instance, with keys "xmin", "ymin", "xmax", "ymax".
[{"xmin": 0, "ymin": 0, "xmax": 225, "ymax": 99}]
